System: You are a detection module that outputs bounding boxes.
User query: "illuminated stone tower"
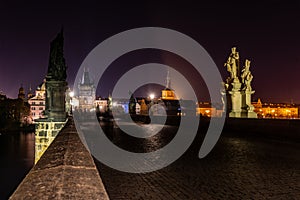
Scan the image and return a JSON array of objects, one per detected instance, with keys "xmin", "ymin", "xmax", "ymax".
[
  {"xmin": 78, "ymin": 68, "xmax": 95, "ymax": 112},
  {"xmin": 161, "ymin": 69, "xmax": 176, "ymax": 100},
  {"xmin": 44, "ymin": 29, "xmax": 68, "ymax": 121}
]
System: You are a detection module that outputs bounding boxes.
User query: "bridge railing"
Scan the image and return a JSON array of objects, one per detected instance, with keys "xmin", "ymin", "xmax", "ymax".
[{"xmin": 10, "ymin": 116, "xmax": 109, "ymax": 200}]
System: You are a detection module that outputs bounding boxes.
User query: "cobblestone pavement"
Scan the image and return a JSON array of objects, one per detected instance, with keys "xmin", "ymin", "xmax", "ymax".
[{"xmin": 94, "ymin": 123, "xmax": 300, "ymax": 199}]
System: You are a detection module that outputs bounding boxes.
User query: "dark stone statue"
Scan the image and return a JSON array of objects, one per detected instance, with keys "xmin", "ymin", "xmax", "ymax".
[
  {"xmin": 129, "ymin": 91, "xmax": 136, "ymax": 115},
  {"xmin": 44, "ymin": 29, "xmax": 68, "ymax": 121},
  {"xmin": 47, "ymin": 28, "xmax": 67, "ymax": 81}
]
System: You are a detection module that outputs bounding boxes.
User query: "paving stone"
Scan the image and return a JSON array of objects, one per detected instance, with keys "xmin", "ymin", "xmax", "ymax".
[{"xmin": 95, "ymin": 125, "xmax": 300, "ymax": 199}]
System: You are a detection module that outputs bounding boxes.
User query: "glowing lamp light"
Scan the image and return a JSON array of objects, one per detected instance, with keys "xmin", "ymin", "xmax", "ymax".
[{"xmin": 149, "ymin": 94, "xmax": 155, "ymax": 100}]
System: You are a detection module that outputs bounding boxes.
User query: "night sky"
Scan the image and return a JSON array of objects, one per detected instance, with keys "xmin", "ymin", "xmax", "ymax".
[{"xmin": 0, "ymin": 1, "xmax": 299, "ymax": 103}]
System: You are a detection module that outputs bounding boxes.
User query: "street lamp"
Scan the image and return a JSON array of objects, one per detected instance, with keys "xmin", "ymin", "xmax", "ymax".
[{"xmin": 149, "ymin": 93, "xmax": 155, "ymax": 116}]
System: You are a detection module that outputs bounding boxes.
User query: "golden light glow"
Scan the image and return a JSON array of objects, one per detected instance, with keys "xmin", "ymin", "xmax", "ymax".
[
  {"xmin": 161, "ymin": 89, "xmax": 176, "ymax": 100},
  {"xmin": 149, "ymin": 93, "xmax": 155, "ymax": 100},
  {"xmin": 69, "ymin": 91, "xmax": 74, "ymax": 97},
  {"xmin": 253, "ymin": 98, "xmax": 298, "ymax": 119}
]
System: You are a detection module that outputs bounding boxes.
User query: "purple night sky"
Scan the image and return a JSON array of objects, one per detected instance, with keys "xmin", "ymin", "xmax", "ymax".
[{"xmin": 0, "ymin": 1, "xmax": 299, "ymax": 103}]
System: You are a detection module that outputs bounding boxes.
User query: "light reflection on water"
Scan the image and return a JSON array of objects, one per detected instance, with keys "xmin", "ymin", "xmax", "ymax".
[{"xmin": 0, "ymin": 132, "xmax": 35, "ymax": 199}]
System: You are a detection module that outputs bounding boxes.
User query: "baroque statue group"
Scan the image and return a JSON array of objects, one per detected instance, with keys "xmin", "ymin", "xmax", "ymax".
[{"xmin": 223, "ymin": 47, "xmax": 257, "ymax": 118}]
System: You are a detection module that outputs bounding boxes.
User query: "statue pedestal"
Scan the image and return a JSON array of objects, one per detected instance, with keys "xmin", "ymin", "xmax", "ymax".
[
  {"xmin": 228, "ymin": 82, "xmax": 242, "ymax": 117},
  {"xmin": 228, "ymin": 83, "xmax": 257, "ymax": 118},
  {"xmin": 45, "ymin": 80, "xmax": 68, "ymax": 122},
  {"xmin": 228, "ymin": 91, "xmax": 242, "ymax": 117},
  {"xmin": 241, "ymin": 90, "xmax": 257, "ymax": 118}
]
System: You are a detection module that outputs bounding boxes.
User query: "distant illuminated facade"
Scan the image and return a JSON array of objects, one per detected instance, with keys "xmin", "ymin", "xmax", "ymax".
[
  {"xmin": 253, "ymin": 98, "xmax": 298, "ymax": 119},
  {"xmin": 94, "ymin": 97, "xmax": 108, "ymax": 113},
  {"xmin": 196, "ymin": 102, "xmax": 223, "ymax": 117},
  {"xmin": 28, "ymin": 80, "xmax": 46, "ymax": 120},
  {"xmin": 138, "ymin": 99, "xmax": 149, "ymax": 115}
]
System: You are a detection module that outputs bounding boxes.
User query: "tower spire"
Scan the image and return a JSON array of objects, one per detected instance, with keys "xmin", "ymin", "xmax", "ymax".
[{"xmin": 166, "ymin": 68, "xmax": 171, "ymax": 89}]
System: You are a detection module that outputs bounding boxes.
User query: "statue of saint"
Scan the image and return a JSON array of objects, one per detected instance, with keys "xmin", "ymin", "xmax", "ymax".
[
  {"xmin": 47, "ymin": 29, "xmax": 67, "ymax": 81},
  {"xmin": 241, "ymin": 59, "xmax": 253, "ymax": 90},
  {"xmin": 224, "ymin": 47, "xmax": 239, "ymax": 80}
]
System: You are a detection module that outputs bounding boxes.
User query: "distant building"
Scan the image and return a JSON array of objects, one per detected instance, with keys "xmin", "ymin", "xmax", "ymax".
[
  {"xmin": 27, "ymin": 85, "xmax": 34, "ymax": 99},
  {"xmin": 94, "ymin": 97, "xmax": 108, "ymax": 113},
  {"xmin": 134, "ymin": 70, "xmax": 197, "ymax": 116},
  {"xmin": 253, "ymin": 98, "xmax": 298, "ymax": 119},
  {"xmin": 161, "ymin": 69, "xmax": 177, "ymax": 100},
  {"xmin": 138, "ymin": 99, "xmax": 149, "ymax": 115},
  {"xmin": 0, "ymin": 98, "xmax": 31, "ymax": 128},
  {"xmin": 158, "ymin": 69, "xmax": 181, "ymax": 115},
  {"xmin": 18, "ymin": 84, "xmax": 25, "ymax": 100},
  {"xmin": 112, "ymin": 98, "xmax": 129, "ymax": 115},
  {"xmin": 0, "ymin": 91, "xmax": 6, "ymax": 100},
  {"xmin": 28, "ymin": 80, "xmax": 46, "ymax": 120},
  {"xmin": 77, "ymin": 69, "xmax": 95, "ymax": 112},
  {"xmin": 197, "ymin": 104, "xmax": 214, "ymax": 117}
]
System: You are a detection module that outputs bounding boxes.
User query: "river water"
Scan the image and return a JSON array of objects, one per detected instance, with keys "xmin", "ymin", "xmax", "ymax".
[{"xmin": 0, "ymin": 132, "xmax": 35, "ymax": 199}]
